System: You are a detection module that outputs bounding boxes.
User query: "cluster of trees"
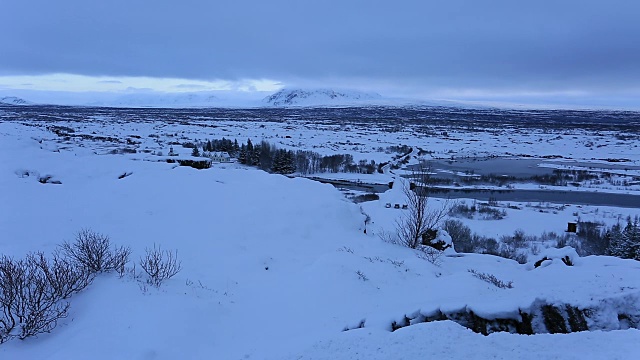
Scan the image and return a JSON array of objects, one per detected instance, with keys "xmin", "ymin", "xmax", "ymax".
[
  {"xmin": 189, "ymin": 138, "xmax": 378, "ymax": 175},
  {"xmin": 202, "ymin": 138, "xmax": 239, "ymax": 154},
  {"xmin": 605, "ymin": 216, "xmax": 640, "ymax": 260},
  {"xmin": 530, "ymin": 169, "xmax": 599, "ymax": 187},
  {"xmin": 237, "ymin": 139, "xmax": 377, "ymax": 175}
]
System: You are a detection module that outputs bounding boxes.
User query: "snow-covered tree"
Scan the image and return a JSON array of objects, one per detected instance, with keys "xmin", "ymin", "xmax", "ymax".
[
  {"xmin": 272, "ymin": 149, "xmax": 296, "ymax": 174},
  {"xmin": 607, "ymin": 217, "xmax": 640, "ymax": 260}
]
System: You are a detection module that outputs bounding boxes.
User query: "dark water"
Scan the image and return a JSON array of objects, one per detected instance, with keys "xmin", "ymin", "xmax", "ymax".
[
  {"xmin": 410, "ymin": 158, "xmax": 640, "ymax": 179},
  {"xmin": 319, "ymin": 178, "xmax": 640, "ymax": 208},
  {"xmin": 425, "ymin": 187, "xmax": 640, "ymax": 208},
  {"xmin": 425, "ymin": 158, "xmax": 554, "ymax": 178}
]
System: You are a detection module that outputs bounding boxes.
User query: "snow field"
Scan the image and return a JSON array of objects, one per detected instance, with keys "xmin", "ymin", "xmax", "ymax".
[{"xmin": 1, "ymin": 120, "xmax": 640, "ymax": 359}]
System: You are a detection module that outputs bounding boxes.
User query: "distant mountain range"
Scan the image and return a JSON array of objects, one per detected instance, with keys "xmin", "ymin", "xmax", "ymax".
[
  {"xmin": 88, "ymin": 92, "xmax": 220, "ymax": 108},
  {"xmin": 0, "ymin": 89, "xmax": 392, "ymax": 108},
  {"xmin": 263, "ymin": 88, "xmax": 383, "ymax": 107},
  {"xmin": 0, "ymin": 96, "xmax": 31, "ymax": 105},
  {"xmin": 2, "ymin": 89, "xmax": 639, "ymax": 111}
]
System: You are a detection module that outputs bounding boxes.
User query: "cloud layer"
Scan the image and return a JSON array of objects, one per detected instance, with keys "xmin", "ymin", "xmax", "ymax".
[{"xmin": 1, "ymin": 0, "xmax": 639, "ymax": 100}]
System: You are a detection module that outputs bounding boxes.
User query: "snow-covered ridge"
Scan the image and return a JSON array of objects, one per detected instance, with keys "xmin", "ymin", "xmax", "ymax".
[
  {"xmin": 263, "ymin": 88, "xmax": 383, "ymax": 107},
  {"xmin": 0, "ymin": 96, "xmax": 31, "ymax": 105},
  {"xmin": 88, "ymin": 92, "xmax": 220, "ymax": 108}
]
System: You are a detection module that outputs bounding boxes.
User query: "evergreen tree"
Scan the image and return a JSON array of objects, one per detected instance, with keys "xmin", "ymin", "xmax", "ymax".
[
  {"xmin": 282, "ymin": 150, "xmax": 296, "ymax": 174},
  {"xmin": 238, "ymin": 144, "xmax": 247, "ymax": 164},
  {"xmin": 271, "ymin": 149, "xmax": 296, "ymax": 174},
  {"xmin": 271, "ymin": 149, "xmax": 284, "ymax": 174},
  {"xmin": 191, "ymin": 146, "xmax": 200, "ymax": 157},
  {"xmin": 259, "ymin": 140, "xmax": 274, "ymax": 171},
  {"xmin": 607, "ymin": 217, "xmax": 640, "ymax": 260},
  {"xmin": 251, "ymin": 145, "xmax": 261, "ymax": 166},
  {"xmin": 605, "ymin": 223, "xmax": 625, "ymax": 257},
  {"xmin": 246, "ymin": 139, "xmax": 254, "ymax": 165},
  {"xmin": 622, "ymin": 217, "xmax": 640, "ymax": 260}
]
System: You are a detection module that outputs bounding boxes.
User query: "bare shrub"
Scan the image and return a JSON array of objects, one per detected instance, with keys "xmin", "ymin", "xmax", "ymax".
[
  {"xmin": 355, "ymin": 270, "xmax": 369, "ymax": 281},
  {"xmin": 473, "ymin": 234, "xmax": 500, "ymax": 255},
  {"xmin": 139, "ymin": 244, "xmax": 182, "ymax": 287},
  {"xmin": 449, "ymin": 201, "xmax": 476, "ymax": 219},
  {"xmin": 395, "ymin": 163, "xmax": 449, "ymax": 249},
  {"xmin": 34, "ymin": 252, "xmax": 93, "ymax": 300},
  {"xmin": 443, "ymin": 219, "xmax": 473, "ymax": 252},
  {"xmin": 468, "ymin": 269, "xmax": 513, "ymax": 289},
  {"xmin": 477, "ymin": 205, "xmax": 507, "ymax": 220},
  {"xmin": 501, "ymin": 229, "xmax": 528, "ymax": 249},
  {"xmin": 449, "ymin": 201, "xmax": 506, "ymax": 220},
  {"xmin": 0, "ymin": 254, "xmax": 76, "ymax": 342},
  {"xmin": 111, "ymin": 245, "xmax": 132, "ymax": 278},
  {"xmin": 416, "ymin": 246, "xmax": 443, "ymax": 266},
  {"xmin": 59, "ymin": 229, "xmax": 130, "ymax": 274}
]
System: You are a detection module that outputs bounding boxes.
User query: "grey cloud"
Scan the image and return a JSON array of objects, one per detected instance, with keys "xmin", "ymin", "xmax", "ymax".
[
  {"xmin": 1, "ymin": 0, "xmax": 639, "ymax": 96},
  {"xmin": 97, "ymin": 80, "xmax": 123, "ymax": 84},
  {"xmin": 174, "ymin": 84, "xmax": 208, "ymax": 89}
]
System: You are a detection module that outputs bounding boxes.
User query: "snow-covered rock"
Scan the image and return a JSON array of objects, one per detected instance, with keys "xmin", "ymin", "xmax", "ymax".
[
  {"xmin": 263, "ymin": 88, "xmax": 382, "ymax": 107},
  {"xmin": 528, "ymin": 246, "xmax": 581, "ymax": 269},
  {"xmin": 432, "ymin": 228, "xmax": 453, "ymax": 247}
]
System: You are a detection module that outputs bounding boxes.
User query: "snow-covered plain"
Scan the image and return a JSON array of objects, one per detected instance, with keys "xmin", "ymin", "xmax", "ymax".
[{"xmin": 1, "ymin": 106, "xmax": 640, "ymax": 359}]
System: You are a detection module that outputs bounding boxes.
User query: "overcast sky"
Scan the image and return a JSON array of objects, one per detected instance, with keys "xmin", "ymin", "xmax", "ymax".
[{"xmin": 1, "ymin": 0, "xmax": 639, "ymax": 106}]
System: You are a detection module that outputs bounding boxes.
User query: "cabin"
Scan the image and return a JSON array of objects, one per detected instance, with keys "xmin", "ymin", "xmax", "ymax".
[{"xmin": 209, "ymin": 151, "xmax": 232, "ymax": 163}]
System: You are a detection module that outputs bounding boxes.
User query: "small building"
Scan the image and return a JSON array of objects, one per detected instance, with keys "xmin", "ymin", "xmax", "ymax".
[
  {"xmin": 567, "ymin": 222, "xmax": 577, "ymax": 233},
  {"xmin": 209, "ymin": 151, "xmax": 232, "ymax": 163}
]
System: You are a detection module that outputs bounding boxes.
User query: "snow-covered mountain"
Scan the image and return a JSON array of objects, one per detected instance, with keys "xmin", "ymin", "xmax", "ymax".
[
  {"xmin": 89, "ymin": 92, "xmax": 220, "ymax": 108},
  {"xmin": 263, "ymin": 88, "xmax": 383, "ymax": 107},
  {"xmin": 0, "ymin": 96, "xmax": 32, "ymax": 105}
]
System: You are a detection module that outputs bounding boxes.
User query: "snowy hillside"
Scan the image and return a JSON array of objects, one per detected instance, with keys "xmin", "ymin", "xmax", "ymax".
[
  {"xmin": 1, "ymin": 120, "xmax": 639, "ymax": 359},
  {"xmin": 263, "ymin": 88, "xmax": 383, "ymax": 107},
  {"xmin": 0, "ymin": 96, "xmax": 31, "ymax": 105}
]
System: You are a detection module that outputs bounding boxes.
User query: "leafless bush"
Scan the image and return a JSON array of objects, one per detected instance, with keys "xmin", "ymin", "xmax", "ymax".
[
  {"xmin": 416, "ymin": 246, "xmax": 443, "ymax": 266},
  {"xmin": 59, "ymin": 229, "xmax": 131, "ymax": 274},
  {"xmin": 378, "ymin": 230, "xmax": 400, "ymax": 245},
  {"xmin": 0, "ymin": 253, "xmax": 82, "ymax": 343},
  {"xmin": 443, "ymin": 219, "xmax": 473, "ymax": 252},
  {"xmin": 395, "ymin": 164, "xmax": 449, "ymax": 249},
  {"xmin": 355, "ymin": 270, "xmax": 369, "ymax": 281},
  {"xmin": 34, "ymin": 252, "xmax": 93, "ymax": 300},
  {"xmin": 111, "ymin": 245, "xmax": 132, "ymax": 278},
  {"xmin": 139, "ymin": 244, "xmax": 182, "ymax": 287},
  {"xmin": 468, "ymin": 269, "xmax": 513, "ymax": 289},
  {"xmin": 449, "ymin": 201, "xmax": 506, "ymax": 220}
]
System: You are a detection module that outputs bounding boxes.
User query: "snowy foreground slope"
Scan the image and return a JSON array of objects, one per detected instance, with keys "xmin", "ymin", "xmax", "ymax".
[{"xmin": 1, "ymin": 122, "xmax": 639, "ymax": 359}]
